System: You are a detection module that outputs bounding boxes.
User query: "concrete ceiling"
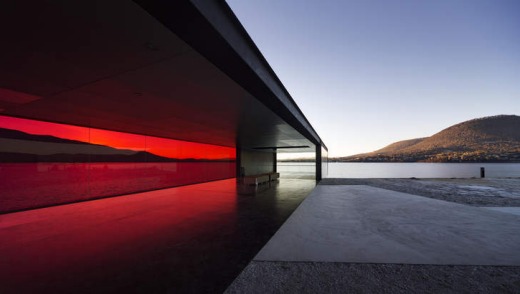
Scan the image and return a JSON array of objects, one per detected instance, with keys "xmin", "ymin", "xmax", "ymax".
[{"xmin": 0, "ymin": 0, "xmax": 321, "ymax": 153}]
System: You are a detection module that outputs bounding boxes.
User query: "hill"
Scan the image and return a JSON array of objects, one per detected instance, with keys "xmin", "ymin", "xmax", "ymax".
[
  {"xmin": 340, "ymin": 115, "xmax": 520, "ymax": 162},
  {"xmin": 0, "ymin": 127, "xmax": 92, "ymax": 145},
  {"xmin": 372, "ymin": 137, "xmax": 427, "ymax": 154},
  {"xmin": 0, "ymin": 128, "xmax": 221, "ymax": 162}
]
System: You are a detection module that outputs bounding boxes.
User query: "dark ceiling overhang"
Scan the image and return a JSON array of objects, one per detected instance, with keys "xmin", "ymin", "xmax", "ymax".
[{"xmin": 0, "ymin": 0, "xmax": 326, "ymax": 153}]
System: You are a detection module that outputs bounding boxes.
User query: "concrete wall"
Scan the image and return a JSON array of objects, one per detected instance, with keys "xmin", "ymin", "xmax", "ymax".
[{"xmin": 240, "ymin": 150, "xmax": 275, "ymax": 176}]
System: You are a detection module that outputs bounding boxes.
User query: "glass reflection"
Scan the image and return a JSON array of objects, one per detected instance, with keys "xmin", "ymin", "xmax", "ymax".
[{"xmin": 0, "ymin": 115, "xmax": 236, "ymax": 213}]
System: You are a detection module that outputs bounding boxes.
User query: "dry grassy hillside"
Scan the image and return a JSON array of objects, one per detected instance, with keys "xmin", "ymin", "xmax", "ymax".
[{"xmin": 341, "ymin": 115, "xmax": 520, "ymax": 162}]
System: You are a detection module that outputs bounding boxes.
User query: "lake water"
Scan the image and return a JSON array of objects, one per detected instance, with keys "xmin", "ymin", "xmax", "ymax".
[{"xmin": 278, "ymin": 162, "xmax": 520, "ymax": 178}]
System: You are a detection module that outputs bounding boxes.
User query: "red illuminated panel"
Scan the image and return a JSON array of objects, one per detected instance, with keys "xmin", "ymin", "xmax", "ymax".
[
  {"xmin": 147, "ymin": 136, "xmax": 235, "ymax": 160},
  {"xmin": 0, "ymin": 115, "xmax": 235, "ymax": 160},
  {"xmin": 89, "ymin": 128, "xmax": 145, "ymax": 152}
]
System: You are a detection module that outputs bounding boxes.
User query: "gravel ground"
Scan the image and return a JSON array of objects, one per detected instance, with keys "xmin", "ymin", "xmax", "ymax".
[
  {"xmin": 226, "ymin": 261, "xmax": 520, "ymax": 294},
  {"xmin": 320, "ymin": 178, "xmax": 520, "ymax": 207}
]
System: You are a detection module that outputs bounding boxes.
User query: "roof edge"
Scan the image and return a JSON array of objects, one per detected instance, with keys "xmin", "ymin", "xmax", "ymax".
[{"xmin": 133, "ymin": 0, "xmax": 326, "ymax": 149}]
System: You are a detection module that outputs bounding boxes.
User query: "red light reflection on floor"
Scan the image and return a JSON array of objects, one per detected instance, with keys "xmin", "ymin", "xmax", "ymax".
[{"xmin": 0, "ymin": 179, "xmax": 238, "ymax": 293}]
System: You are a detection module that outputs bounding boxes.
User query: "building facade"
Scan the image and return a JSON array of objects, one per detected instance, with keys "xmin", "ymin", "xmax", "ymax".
[{"xmin": 0, "ymin": 0, "xmax": 327, "ymax": 213}]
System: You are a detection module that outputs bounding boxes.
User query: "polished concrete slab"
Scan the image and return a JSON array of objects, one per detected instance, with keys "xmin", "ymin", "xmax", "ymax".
[
  {"xmin": 0, "ymin": 178, "xmax": 315, "ymax": 294},
  {"xmin": 255, "ymin": 185, "xmax": 520, "ymax": 265}
]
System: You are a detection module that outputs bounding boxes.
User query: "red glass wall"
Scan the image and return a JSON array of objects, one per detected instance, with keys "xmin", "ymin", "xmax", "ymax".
[{"xmin": 0, "ymin": 116, "xmax": 236, "ymax": 213}]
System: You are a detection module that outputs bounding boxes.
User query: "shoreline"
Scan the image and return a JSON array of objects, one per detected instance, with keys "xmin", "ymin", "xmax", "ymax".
[{"xmin": 320, "ymin": 178, "xmax": 520, "ymax": 207}]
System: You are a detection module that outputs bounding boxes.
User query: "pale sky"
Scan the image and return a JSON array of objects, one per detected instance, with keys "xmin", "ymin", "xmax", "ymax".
[{"xmin": 226, "ymin": 0, "xmax": 520, "ymax": 157}]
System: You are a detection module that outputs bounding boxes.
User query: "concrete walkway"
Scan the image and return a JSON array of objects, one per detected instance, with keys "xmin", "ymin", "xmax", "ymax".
[
  {"xmin": 226, "ymin": 184, "xmax": 520, "ymax": 293},
  {"xmin": 254, "ymin": 185, "xmax": 520, "ymax": 265}
]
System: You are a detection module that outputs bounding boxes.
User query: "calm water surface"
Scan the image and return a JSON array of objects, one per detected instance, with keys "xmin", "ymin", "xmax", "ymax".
[{"xmin": 278, "ymin": 162, "xmax": 520, "ymax": 178}]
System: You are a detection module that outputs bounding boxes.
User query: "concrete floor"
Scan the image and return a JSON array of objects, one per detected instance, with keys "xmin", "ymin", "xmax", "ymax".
[
  {"xmin": 227, "ymin": 184, "xmax": 520, "ymax": 293},
  {"xmin": 0, "ymin": 178, "xmax": 316, "ymax": 294},
  {"xmin": 254, "ymin": 185, "xmax": 520, "ymax": 265}
]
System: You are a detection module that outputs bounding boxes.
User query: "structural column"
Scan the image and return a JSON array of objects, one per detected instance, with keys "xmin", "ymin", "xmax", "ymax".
[
  {"xmin": 236, "ymin": 146, "xmax": 243, "ymax": 177},
  {"xmin": 316, "ymin": 145, "xmax": 322, "ymax": 181},
  {"xmin": 273, "ymin": 150, "xmax": 277, "ymax": 173}
]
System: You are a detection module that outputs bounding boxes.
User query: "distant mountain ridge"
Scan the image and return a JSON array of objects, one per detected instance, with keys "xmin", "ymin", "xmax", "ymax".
[
  {"xmin": 0, "ymin": 128, "xmax": 231, "ymax": 162},
  {"xmin": 340, "ymin": 115, "xmax": 520, "ymax": 162},
  {"xmin": 0, "ymin": 127, "xmax": 92, "ymax": 145}
]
